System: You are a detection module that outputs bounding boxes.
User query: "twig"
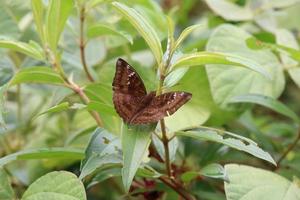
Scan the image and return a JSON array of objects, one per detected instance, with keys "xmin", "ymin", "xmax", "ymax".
[
  {"xmin": 159, "ymin": 176, "xmax": 196, "ymax": 200},
  {"xmin": 79, "ymin": 5, "xmax": 94, "ymax": 82},
  {"xmin": 274, "ymin": 128, "xmax": 300, "ymax": 170}
]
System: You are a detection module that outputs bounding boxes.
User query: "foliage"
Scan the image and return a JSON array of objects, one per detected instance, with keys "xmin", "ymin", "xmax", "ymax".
[{"xmin": 0, "ymin": 0, "xmax": 300, "ymax": 199}]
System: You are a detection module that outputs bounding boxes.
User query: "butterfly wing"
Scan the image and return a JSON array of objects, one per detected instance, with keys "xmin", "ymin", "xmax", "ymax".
[
  {"xmin": 112, "ymin": 58, "xmax": 147, "ymax": 123},
  {"xmin": 130, "ymin": 91, "xmax": 192, "ymax": 124}
]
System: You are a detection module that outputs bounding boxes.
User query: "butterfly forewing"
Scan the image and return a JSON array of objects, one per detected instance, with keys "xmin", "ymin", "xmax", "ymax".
[
  {"xmin": 112, "ymin": 58, "xmax": 192, "ymax": 125},
  {"xmin": 112, "ymin": 58, "xmax": 147, "ymax": 123},
  {"xmin": 130, "ymin": 92, "xmax": 192, "ymax": 124}
]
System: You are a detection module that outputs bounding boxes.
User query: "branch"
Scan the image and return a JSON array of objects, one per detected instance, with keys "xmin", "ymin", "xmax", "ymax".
[
  {"xmin": 79, "ymin": 5, "xmax": 95, "ymax": 82},
  {"xmin": 274, "ymin": 128, "xmax": 300, "ymax": 170},
  {"xmin": 159, "ymin": 176, "xmax": 196, "ymax": 200}
]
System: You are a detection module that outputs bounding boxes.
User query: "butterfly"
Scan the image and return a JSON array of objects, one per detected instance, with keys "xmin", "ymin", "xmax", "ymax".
[{"xmin": 112, "ymin": 58, "xmax": 192, "ymax": 125}]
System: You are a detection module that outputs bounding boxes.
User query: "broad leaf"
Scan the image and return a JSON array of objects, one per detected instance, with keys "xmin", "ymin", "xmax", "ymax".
[
  {"xmin": 176, "ymin": 127, "xmax": 276, "ymax": 165},
  {"xmin": 275, "ymin": 29, "xmax": 300, "ymax": 88},
  {"xmin": 0, "ymin": 39, "xmax": 44, "ymax": 60},
  {"xmin": 205, "ymin": 0, "xmax": 253, "ymax": 21},
  {"xmin": 206, "ymin": 24, "xmax": 285, "ymax": 108},
  {"xmin": 225, "ymin": 164, "xmax": 300, "ymax": 200},
  {"xmin": 112, "ymin": 2, "xmax": 163, "ymax": 64},
  {"xmin": 121, "ymin": 123, "xmax": 153, "ymax": 192},
  {"xmin": 22, "ymin": 171, "xmax": 86, "ymax": 200},
  {"xmin": 230, "ymin": 94, "xmax": 300, "ymax": 123},
  {"xmin": 46, "ymin": 0, "xmax": 74, "ymax": 52},
  {"xmin": 80, "ymin": 128, "xmax": 122, "ymax": 179},
  {"xmin": 170, "ymin": 52, "xmax": 270, "ymax": 78},
  {"xmin": 0, "ymin": 148, "xmax": 84, "ymax": 167},
  {"xmin": 0, "ymin": 168, "xmax": 15, "ymax": 200},
  {"xmin": 9, "ymin": 66, "xmax": 65, "ymax": 86}
]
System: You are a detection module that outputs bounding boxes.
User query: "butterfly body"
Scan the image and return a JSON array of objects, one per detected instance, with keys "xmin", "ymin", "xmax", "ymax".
[{"xmin": 113, "ymin": 58, "xmax": 192, "ymax": 125}]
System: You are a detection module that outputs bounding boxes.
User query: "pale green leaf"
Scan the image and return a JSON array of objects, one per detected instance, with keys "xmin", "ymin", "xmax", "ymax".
[
  {"xmin": 0, "ymin": 84, "xmax": 8, "ymax": 129},
  {"xmin": 22, "ymin": 171, "xmax": 86, "ymax": 200},
  {"xmin": 0, "ymin": 168, "xmax": 15, "ymax": 200},
  {"xmin": 112, "ymin": 2, "xmax": 163, "ymax": 64},
  {"xmin": 176, "ymin": 127, "xmax": 276, "ymax": 165},
  {"xmin": 170, "ymin": 51, "xmax": 270, "ymax": 78},
  {"xmin": 35, "ymin": 102, "xmax": 70, "ymax": 118},
  {"xmin": 275, "ymin": 29, "xmax": 300, "ymax": 88},
  {"xmin": 121, "ymin": 123, "xmax": 153, "ymax": 192},
  {"xmin": 46, "ymin": 0, "xmax": 74, "ymax": 52},
  {"xmin": 0, "ymin": 148, "xmax": 84, "ymax": 167},
  {"xmin": 152, "ymin": 134, "xmax": 178, "ymax": 162},
  {"xmin": 174, "ymin": 24, "xmax": 205, "ymax": 50},
  {"xmin": 205, "ymin": 0, "xmax": 253, "ymax": 21},
  {"xmin": 87, "ymin": 24, "xmax": 133, "ymax": 44},
  {"xmin": 9, "ymin": 66, "xmax": 65, "ymax": 86},
  {"xmin": 0, "ymin": 39, "xmax": 44, "ymax": 60},
  {"xmin": 31, "ymin": 0, "xmax": 45, "ymax": 43},
  {"xmin": 206, "ymin": 24, "xmax": 285, "ymax": 108},
  {"xmin": 225, "ymin": 164, "xmax": 300, "ymax": 200},
  {"xmin": 230, "ymin": 94, "xmax": 300, "ymax": 123}
]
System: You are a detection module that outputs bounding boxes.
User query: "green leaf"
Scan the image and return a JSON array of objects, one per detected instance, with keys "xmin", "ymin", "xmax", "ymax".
[
  {"xmin": 80, "ymin": 128, "xmax": 122, "ymax": 179},
  {"xmin": 31, "ymin": 0, "xmax": 45, "ymax": 43},
  {"xmin": 35, "ymin": 102, "xmax": 70, "ymax": 118},
  {"xmin": 230, "ymin": 94, "xmax": 300, "ymax": 123},
  {"xmin": 0, "ymin": 39, "xmax": 44, "ymax": 60},
  {"xmin": 206, "ymin": 24, "xmax": 285, "ymax": 108},
  {"xmin": 205, "ymin": 0, "xmax": 253, "ymax": 21},
  {"xmin": 87, "ymin": 24, "xmax": 133, "ymax": 44},
  {"xmin": 46, "ymin": 0, "xmax": 74, "ymax": 52},
  {"xmin": 0, "ymin": 168, "xmax": 15, "ymax": 200},
  {"xmin": 121, "ymin": 123, "xmax": 153, "ymax": 192},
  {"xmin": 112, "ymin": 2, "xmax": 163, "ymax": 64},
  {"xmin": 275, "ymin": 29, "xmax": 300, "ymax": 88},
  {"xmin": 0, "ymin": 148, "xmax": 84, "ymax": 167},
  {"xmin": 181, "ymin": 163, "xmax": 228, "ymax": 183},
  {"xmin": 170, "ymin": 52, "xmax": 270, "ymax": 78},
  {"xmin": 225, "ymin": 164, "xmax": 300, "ymax": 200},
  {"xmin": 174, "ymin": 24, "xmax": 205, "ymax": 51},
  {"xmin": 22, "ymin": 171, "xmax": 86, "ymax": 200},
  {"xmin": 0, "ymin": 84, "xmax": 8, "ymax": 129},
  {"xmin": 9, "ymin": 66, "xmax": 65, "ymax": 86},
  {"xmin": 176, "ymin": 127, "xmax": 276, "ymax": 165},
  {"xmin": 86, "ymin": 101, "xmax": 116, "ymax": 116}
]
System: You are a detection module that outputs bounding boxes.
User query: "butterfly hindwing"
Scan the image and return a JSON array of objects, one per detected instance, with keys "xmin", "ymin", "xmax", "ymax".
[
  {"xmin": 112, "ymin": 58, "xmax": 147, "ymax": 123},
  {"xmin": 130, "ymin": 92, "xmax": 192, "ymax": 124},
  {"xmin": 112, "ymin": 58, "xmax": 192, "ymax": 125}
]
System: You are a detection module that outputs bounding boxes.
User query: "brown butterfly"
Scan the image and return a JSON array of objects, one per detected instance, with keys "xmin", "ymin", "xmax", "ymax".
[{"xmin": 112, "ymin": 58, "xmax": 192, "ymax": 124}]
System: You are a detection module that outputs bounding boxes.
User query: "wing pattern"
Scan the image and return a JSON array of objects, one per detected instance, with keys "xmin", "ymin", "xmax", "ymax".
[{"xmin": 112, "ymin": 58, "xmax": 192, "ymax": 125}]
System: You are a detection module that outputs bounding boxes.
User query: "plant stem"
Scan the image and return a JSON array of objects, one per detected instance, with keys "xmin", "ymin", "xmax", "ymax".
[
  {"xmin": 160, "ymin": 118, "xmax": 172, "ymax": 177},
  {"xmin": 79, "ymin": 5, "xmax": 94, "ymax": 82},
  {"xmin": 159, "ymin": 176, "xmax": 196, "ymax": 200},
  {"xmin": 46, "ymin": 46, "xmax": 103, "ymax": 127},
  {"xmin": 274, "ymin": 128, "xmax": 300, "ymax": 170}
]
